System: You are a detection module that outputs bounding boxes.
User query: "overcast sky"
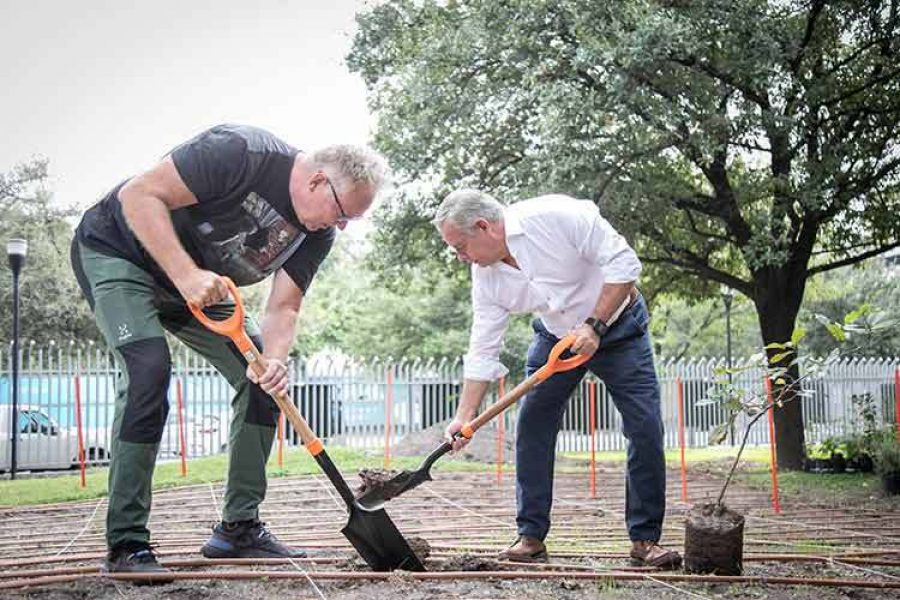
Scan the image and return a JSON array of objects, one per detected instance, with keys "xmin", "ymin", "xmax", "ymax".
[{"xmin": 0, "ymin": 0, "xmax": 374, "ymax": 211}]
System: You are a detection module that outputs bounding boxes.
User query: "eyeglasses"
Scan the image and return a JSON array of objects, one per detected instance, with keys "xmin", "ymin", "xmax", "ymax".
[{"xmin": 324, "ymin": 176, "xmax": 350, "ymax": 223}]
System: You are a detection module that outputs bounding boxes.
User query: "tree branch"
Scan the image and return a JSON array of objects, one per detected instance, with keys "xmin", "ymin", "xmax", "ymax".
[
  {"xmin": 641, "ymin": 253, "xmax": 751, "ymax": 297},
  {"xmin": 789, "ymin": 0, "xmax": 826, "ymax": 74},
  {"xmin": 807, "ymin": 241, "xmax": 900, "ymax": 275},
  {"xmin": 669, "ymin": 55, "xmax": 770, "ymax": 110}
]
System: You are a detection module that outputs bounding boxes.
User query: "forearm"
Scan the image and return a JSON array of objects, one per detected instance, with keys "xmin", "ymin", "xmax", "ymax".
[
  {"xmin": 260, "ymin": 305, "xmax": 300, "ymax": 362},
  {"xmin": 456, "ymin": 379, "xmax": 491, "ymax": 421},
  {"xmin": 591, "ymin": 281, "xmax": 635, "ymax": 325},
  {"xmin": 121, "ymin": 194, "xmax": 197, "ymax": 280}
]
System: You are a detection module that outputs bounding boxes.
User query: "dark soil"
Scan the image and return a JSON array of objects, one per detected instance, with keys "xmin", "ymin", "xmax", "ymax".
[
  {"xmin": 684, "ymin": 503, "xmax": 745, "ymax": 575},
  {"xmin": 355, "ymin": 468, "xmax": 403, "ymax": 497},
  {"xmin": 407, "ymin": 536, "xmax": 431, "ymax": 563},
  {"xmin": 7, "ymin": 570, "xmax": 899, "ymax": 600},
  {"xmin": 434, "ymin": 553, "xmax": 505, "ymax": 571}
]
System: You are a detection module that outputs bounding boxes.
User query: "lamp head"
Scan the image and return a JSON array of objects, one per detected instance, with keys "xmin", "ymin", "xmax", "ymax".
[
  {"xmin": 7, "ymin": 238, "xmax": 27, "ymax": 274},
  {"xmin": 720, "ymin": 284, "xmax": 735, "ymax": 307}
]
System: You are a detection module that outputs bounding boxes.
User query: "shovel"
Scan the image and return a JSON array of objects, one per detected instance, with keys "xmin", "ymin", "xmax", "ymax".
[
  {"xmin": 189, "ymin": 277, "xmax": 424, "ymax": 572},
  {"xmin": 356, "ymin": 334, "xmax": 590, "ymax": 509}
]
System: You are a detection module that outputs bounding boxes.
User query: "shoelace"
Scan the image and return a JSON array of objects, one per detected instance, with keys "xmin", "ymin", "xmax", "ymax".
[
  {"xmin": 129, "ymin": 549, "xmax": 157, "ymax": 563},
  {"xmin": 252, "ymin": 522, "xmax": 274, "ymax": 540},
  {"xmin": 127, "ymin": 542, "xmax": 162, "ymax": 563}
]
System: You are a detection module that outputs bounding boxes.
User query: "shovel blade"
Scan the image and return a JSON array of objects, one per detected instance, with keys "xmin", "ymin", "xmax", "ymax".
[
  {"xmin": 342, "ymin": 506, "xmax": 425, "ymax": 571},
  {"xmin": 356, "ymin": 468, "xmax": 432, "ymax": 509}
]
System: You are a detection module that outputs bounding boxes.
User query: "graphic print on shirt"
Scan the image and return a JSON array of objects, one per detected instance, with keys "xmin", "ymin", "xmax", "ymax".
[{"xmin": 187, "ymin": 192, "xmax": 306, "ymax": 285}]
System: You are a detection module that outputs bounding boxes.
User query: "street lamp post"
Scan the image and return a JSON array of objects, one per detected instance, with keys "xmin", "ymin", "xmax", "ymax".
[
  {"xmin": 721, "ymin": 285, "xmax": 736, "ymax": 444},
  {"xmin": 7, "ymin": 239, "xmax": 27, "ymax": 480}
]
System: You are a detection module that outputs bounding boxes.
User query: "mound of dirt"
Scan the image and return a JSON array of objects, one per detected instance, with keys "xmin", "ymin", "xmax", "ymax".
[
  {"xmin": 354, "ymin": 467, "xmax": 403, "ymax": 497},
  {"xmin": 407, "ymin": 536, "xmax": 432, "ymax": 562},
  {"xmin": 435, "ymin": 553, "xmax": 505, "ymax": 571},
  {"xmin": 390, "ymin": 421, "xmax": 515, "ymax": 464}
]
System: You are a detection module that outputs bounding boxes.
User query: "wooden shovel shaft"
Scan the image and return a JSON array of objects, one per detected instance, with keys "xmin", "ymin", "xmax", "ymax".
[
  {"xmin": 459, "ymin": 334, "xmax": 589, "ymax": 440},
  {"xmin": 461, "ymin": 371, "xmax": 543, "ymax": 438},
  {"xmin": 242, "ymin": 344, "xmax": 322, "ymax": 454}
]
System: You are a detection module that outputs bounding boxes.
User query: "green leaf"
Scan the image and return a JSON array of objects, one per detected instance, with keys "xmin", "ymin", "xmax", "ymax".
[
  {"xmin": 769, "ymin": 351, "xmax": 795, "ymax": 364},
  {"xmin": 724, "ymin": 397, "xmax": 744, "ymax": 413},
  {"xmin": 825, "ymin": 322, "xmax": 846, "ymax": 342},
  {"xmin": 709, "ymin": 423, "xmax": 729, "ymax": 446},
  {"xmin": 843, "ymin": 304, "xmax": 872, "ymax": 325}
]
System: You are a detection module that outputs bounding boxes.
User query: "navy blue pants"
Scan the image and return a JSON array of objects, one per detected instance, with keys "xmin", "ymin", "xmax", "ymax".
[{"xmin": 516, "ymin": 295, "xmax": 666, "ymax": 542}]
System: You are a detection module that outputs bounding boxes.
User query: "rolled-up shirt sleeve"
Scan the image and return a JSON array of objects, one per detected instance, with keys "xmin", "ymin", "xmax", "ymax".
[
  {"xmin": 463, "ymin": 269, "xmax": 510, "ymax": 381},
  {"xmin": 571, "ymin": 202, "xmax": 641, "ymax": 283}
]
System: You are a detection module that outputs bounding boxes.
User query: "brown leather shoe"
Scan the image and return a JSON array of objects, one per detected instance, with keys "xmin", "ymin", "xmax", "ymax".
[
  {"xmin": 630, "ymin": 541, "xmax": 682, "ymax": 570},
  {"xmin": 497, "ymin": 535, "xmax": 548, "ymax": 563}
]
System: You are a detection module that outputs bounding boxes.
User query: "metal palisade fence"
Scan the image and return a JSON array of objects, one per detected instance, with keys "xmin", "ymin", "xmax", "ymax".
[{"xmin": 1, "ymin": 341, "xmax": 898, "ymax": 470}]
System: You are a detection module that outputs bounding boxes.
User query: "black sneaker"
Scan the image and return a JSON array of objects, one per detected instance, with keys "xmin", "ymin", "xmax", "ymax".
[
  {"xmin": 102, "ymin": 542, "xmax": 174, "ymax": 585},
  {"xmin": 201, "ymin": 520, "xmax": 306, "ymax": 559}
]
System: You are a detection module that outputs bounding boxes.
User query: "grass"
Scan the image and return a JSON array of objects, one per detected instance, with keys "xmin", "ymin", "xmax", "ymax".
[
  {"xmin": 737, "ymin": 467, "xmax": 880, "ymax": 499},
  {"xmin": 0, "ymin": 447, "xmax": 493, "ymax": 507},
  {"xmin": 561, "ymin": 445, "xmax": 772, "ymax": 465},
  {"xmin": 2, "ymin": 443, "xmax": 884, "ymax": 508}
]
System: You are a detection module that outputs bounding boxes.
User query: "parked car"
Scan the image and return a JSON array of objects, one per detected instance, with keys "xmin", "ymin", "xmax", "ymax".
[
  {"xmin": 157, "ymin": 412, "xmax": 230, "ymax": 459},
  {"xmin": 0, "ymin": 405, "xmax": 111, "ymax": 472}
]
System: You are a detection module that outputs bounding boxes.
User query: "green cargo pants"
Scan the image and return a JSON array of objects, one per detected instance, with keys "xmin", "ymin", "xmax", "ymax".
[{"xmin": 71, "ymin": 240, "xmax": 279, "ymax": 549}]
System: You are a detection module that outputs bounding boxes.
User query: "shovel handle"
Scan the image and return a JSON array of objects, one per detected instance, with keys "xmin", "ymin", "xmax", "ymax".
[
  {"xmin": 460, "ymin": 334, "xmax": 589, "ymax": 438},
  {"xmin": 188, "ymin": 277, "xmax": 325, "ymax": 457}
]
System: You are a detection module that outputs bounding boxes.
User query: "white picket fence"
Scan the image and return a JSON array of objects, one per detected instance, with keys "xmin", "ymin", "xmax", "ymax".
[{"xmin": 1, "ymin": 341, "xmax": 898, "ymax": 470}]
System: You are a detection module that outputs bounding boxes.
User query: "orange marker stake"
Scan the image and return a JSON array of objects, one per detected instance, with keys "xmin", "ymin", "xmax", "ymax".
[
  {"xmin": 385, "ymin": 367, "xmax": 394, "ymax": 469},
  {"xmin": 895, "ymin": 368, "xmax": 900, "ymax": 443},
  {"xmin": 676, "ymin": 376, "xmax": 687, "ymax": 503},
  {"xmin": 74, "ymin": 376, "xmax": 86, "ymax": 488},
  {"xmin": 176, "ymin": 379, "xmax": 187, "ymax": 477},
  {"xmin": 765, "ymin": 376, "xmax": 781, "ymax": 514},
  {"xmin": 496, "ymin": 376, "xmax": 506, "ymax": 485},
  {"xmin": 589, "ymin": 381, "xmax": 597, "ymax": 498}
]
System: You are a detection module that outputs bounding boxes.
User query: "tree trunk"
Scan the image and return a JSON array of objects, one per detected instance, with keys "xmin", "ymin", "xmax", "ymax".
[{"xmin": 754, "ymin": 268, "xmax": 807, "ymax": 471}]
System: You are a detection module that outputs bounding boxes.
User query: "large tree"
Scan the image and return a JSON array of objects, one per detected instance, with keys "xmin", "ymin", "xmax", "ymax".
[
  {"xmin": 348, "ymin": 0, "xmax": 900, "ymax": 468},
  {"xmin": 0, "ymin": 160, "xmax": 100, "ymax": 346}
]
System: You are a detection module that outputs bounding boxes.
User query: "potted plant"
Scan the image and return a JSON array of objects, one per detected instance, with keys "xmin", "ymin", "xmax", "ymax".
[
  {"xmin": 685, "ymin": 307, "xmax": 886, "ymax": 575},
  {"xmin": 803, "ymin": 442, "xmax": 831, "ymax": 472},
  {"xmin": 819, "ymin": 437, "xmax": 846, "ymax": 473},
  {"xmin": 842, "ymin": 434, "xmax": 874, "ymax": 473},
  {"xmin": 872, "ymin": 432, "xmax": 900, "ymax": 496}
]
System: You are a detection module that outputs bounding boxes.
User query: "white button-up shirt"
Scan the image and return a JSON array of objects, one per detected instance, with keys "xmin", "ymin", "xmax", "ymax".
[{"xmin": 463, "ymin": 195, "xmax": 642, "ymax": 381}]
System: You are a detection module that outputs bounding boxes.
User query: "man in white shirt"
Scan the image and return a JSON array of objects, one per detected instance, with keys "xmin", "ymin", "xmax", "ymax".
[{"xmin": 435, "ymin": 189, "xmax": 681, "ymax": 569}]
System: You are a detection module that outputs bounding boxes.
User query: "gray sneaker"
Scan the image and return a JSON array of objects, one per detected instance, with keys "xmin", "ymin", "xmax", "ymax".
[
  {"xmin": 102, "ymin": 543, "xmax": 174, "ymax": 585},
  {"xmin": 201, "ymin": 520, "xmax": 306, "ymax": 559}
]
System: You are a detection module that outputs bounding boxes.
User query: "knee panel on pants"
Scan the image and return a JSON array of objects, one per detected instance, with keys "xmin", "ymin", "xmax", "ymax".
[
  {"xmin": 118, "ymin": 337, "xmax": 172, "ymax": 444},
  {"xmin": 247, "ymin": 384, "xmax": 279, "ymax": 428}
]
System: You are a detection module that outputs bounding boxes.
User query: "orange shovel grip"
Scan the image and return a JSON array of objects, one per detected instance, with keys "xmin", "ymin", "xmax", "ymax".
[
  {"xmin": 187, "ymin": 277, "xmax": 326, "ymax": 457},
  {"xmin": 187, "ymin": 277, "xmax": 251, "ymax": 353},
  {"xmin": 534, "ymin": 334, "xmax": 590, "ymax": 381}
]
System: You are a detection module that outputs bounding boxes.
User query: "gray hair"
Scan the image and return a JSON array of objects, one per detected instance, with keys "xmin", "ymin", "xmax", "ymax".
[
  {"xmin": 432, "ymin": 188, "xmax": 504, "ymax": 233},
  {"xmin": 311, "ymin": 145, "xmax": 389, "ymax": 193}
]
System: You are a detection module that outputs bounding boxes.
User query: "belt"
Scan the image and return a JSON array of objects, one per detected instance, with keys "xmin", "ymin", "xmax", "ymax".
[
  {"xmin": 627, "ymin": 287, "xmax": 641, "ymax": 309},
  {"xmin": 608, "ymin": 287, "xmax": 641, "ymax": 327}
]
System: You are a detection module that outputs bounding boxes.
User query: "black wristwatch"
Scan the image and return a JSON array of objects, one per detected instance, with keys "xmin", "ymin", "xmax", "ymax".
[{"xmin": 584, "ymin": 316, "xmax": 609, "ymax": 338}]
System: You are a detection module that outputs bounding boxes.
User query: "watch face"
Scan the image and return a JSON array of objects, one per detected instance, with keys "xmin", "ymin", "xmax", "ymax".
[{"xmin": 585, "ymin": 317, "xmax": 607, "ymax": 336}]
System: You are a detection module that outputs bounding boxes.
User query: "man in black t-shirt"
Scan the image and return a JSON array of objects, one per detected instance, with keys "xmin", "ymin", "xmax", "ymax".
[{"xmin": 70, "ymin": 124, "xmax": 387, "ymax": 580}]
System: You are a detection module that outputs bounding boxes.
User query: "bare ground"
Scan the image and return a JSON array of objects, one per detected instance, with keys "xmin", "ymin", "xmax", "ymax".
[{"xmin": 1, "ymin": 448, "xmax": 898, "ymax": 599}]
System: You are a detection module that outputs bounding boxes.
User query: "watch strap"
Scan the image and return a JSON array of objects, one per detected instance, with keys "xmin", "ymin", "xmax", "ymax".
[{"xmin": 584, "ymin": 317, "xmax": 609, "ymax": 337}]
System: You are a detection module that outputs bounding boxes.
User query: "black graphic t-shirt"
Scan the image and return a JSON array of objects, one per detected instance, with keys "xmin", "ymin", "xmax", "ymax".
[{"xmin": 76, "ymin": 124, "xmax": 334, "ymax": 292}]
